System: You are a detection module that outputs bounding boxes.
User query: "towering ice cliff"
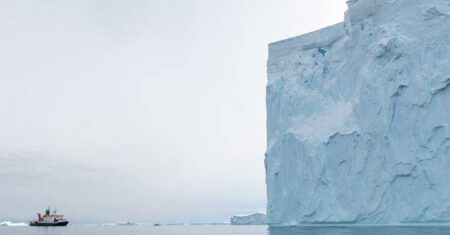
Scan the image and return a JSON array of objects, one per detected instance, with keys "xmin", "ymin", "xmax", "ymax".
[{"xmin": 265, "ymin": 0, "xmax": 450, "ymax": 225}]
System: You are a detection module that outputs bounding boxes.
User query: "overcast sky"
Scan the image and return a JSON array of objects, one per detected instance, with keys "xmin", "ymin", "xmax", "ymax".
[{"xmin": 0, "ymin": 0, "xmax": 346, "ymax": 223}]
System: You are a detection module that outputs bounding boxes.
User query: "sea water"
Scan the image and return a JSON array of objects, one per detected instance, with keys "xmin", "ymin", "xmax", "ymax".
[{"xmin": 2, "ymin": 225, "xmax": 450, "ymax": 235}]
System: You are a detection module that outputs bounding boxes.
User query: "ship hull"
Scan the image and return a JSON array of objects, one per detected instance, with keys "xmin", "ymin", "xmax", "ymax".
[{"xmin": 29, "ymin": 221, "xmax": 69, "ymax": 226}]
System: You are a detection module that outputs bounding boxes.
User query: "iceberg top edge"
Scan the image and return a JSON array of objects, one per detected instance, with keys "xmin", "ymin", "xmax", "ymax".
[{"xmin": 268, "ymin": 23, "xmax": 345, "ymax": 60}]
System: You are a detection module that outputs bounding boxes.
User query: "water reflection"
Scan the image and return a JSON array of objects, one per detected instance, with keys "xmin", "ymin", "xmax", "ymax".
[{"xmin": 268, "ymin": 225, "xmax": 450, "ymax": 235}]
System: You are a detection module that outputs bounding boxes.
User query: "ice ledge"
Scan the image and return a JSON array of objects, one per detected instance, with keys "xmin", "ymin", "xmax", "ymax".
[{"xmin": 268, "ymin": 23, "xmax": 345, "ymax": 60}]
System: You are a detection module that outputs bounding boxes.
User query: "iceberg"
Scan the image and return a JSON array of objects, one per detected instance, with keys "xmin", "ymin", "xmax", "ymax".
[
  {"xmin": 265, "ymin": 0, "xmax": 450, "ymax": 226},
  {"xmin": 115, "ymin": 221, "xmax": 138, "ymax": 226},
  {"xmin": 230, "ymin": 213, "xmax": 267, "ymax": 225},
  {"xmin": 0, "ymin": 221, "xmax": 28, "ymax": 227},
  {"xmin": 101, "ymin": 221, "xmax": 138, "ymax": 226}
]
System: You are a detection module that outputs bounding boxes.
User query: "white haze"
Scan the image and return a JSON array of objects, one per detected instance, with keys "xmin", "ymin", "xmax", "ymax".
[{"xmin": 0, "ymin": 0, "xmax": 346, "ymax": 223}]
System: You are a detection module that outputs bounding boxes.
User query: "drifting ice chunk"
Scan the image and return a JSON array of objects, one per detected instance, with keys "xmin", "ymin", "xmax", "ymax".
[
  {"xmin": 0, "ymin": 221, "xmax": 28, "ymax": 226},
  {"xmin": 115, "ymin": 221, "xmax": 138, "ymax": 226}
]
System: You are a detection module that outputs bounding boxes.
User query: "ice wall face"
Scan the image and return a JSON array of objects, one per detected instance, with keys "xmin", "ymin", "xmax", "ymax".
[{"xmin": 266, "ymin": 0, "xmax": 450, "ymax": 225}]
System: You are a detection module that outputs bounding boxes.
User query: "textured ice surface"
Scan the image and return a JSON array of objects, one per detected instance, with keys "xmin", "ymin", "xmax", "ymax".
[
  {"xmin": 230, "ymin": 213, "xmax": 267, "ymax": 225},
  {"xmin": 266, "ymin": 0, "xmax": 450, "ymax": 226}
]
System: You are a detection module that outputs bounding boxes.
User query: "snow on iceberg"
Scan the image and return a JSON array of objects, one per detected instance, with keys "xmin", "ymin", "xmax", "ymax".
[
  {"xmin": 230, "ymin": 213, "xmax": 267, "ymax": 225},
  {"xmin": 266, "ymin": 0, "xmax": 450, "ymax": 226}
]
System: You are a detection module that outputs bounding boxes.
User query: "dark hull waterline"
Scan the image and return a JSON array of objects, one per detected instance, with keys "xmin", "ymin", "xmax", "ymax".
[{"xmin": 29, "ymin": 221, "xmax": 69, "ymax": 226}]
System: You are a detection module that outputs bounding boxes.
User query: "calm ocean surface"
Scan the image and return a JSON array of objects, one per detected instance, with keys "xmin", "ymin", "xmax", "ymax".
[{"xmin": 2, "ymin": 225, "xmax": 450, "ymax": 235}]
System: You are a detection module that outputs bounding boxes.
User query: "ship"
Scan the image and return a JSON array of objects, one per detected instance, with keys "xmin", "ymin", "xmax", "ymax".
[{"xmin": 29, "ymin": 207, "xmax": 69, "ymax": 226}]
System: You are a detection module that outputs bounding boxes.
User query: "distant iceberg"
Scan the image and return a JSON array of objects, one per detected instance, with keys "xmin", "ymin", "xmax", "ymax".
[
  {"xmin": 101, "ymin": 221, "xmax": 138, "ymax": 226},
  {"xmin": 115, "ymin": 221, "xmax": 138, "ymax": 226},
  {"xmin": 0, "ymin": 221, "xmax": 28, "ymax": 226},
  {"xmin": 230, "ymin": 213, "xmax": 266, "ymax": 225}
]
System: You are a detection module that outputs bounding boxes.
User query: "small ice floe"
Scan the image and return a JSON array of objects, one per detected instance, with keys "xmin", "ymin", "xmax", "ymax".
[
  {"xmin": 0, "ymin": 221, "xmax": 29, "ymax": 227},
  {"xmin": 115, "ymin": 221, "xmax": 138, "ymax": 226}
]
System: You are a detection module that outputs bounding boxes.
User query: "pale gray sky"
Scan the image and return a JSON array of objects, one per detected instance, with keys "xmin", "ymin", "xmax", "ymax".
[{"xmin": 0, "ymin": 0, "xmax": 346, "ymax": 223}]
